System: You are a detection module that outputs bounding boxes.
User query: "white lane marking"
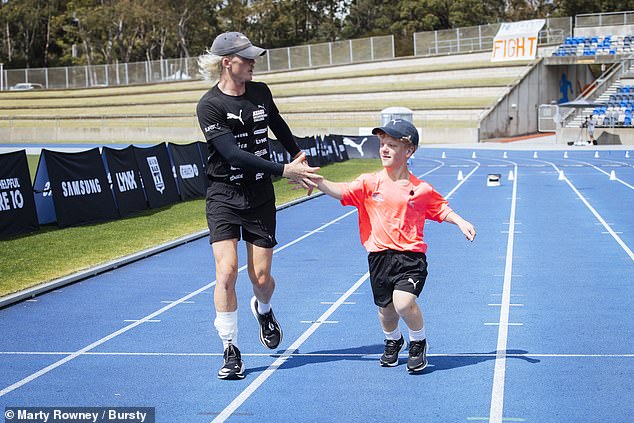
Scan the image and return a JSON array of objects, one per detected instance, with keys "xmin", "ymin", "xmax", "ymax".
[
  {"xmin": 485, "ymin": 323, "xmax": 524, "ymax": 326},
  {"xmin": 211, "ymin": 273, "xmax": 370, "ymax": 423},
  {"xmin": 2, "ymin": 351, "xmax": 633, "ymax": 358},
  {"xmin": 161, "ymin": 300, "xmax": 195, "ymax": 304},
  {"xmin": 490, "ymin": 164, "xmax": 518, "ymax": 423},
  {"xmin": 550, "ymin": 164, "xmax": 634, "ymax": 261},
  {"xmin": 571, "ymin": 159, "xmax": 634, "ymax": 189},
  {"xmin": 446, "ymin": 160, "xmax": 480, "ymax": 199}
]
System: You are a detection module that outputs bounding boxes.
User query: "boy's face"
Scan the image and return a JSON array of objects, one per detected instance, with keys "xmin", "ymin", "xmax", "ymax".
[{"xmin": 377, "ymin": 132, "xmax": 414, "ymax": 169}]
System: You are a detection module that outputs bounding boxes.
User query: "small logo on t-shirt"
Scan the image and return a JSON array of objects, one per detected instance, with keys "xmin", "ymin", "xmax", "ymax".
[
  {"xmin": 227, "ymin": 110, "xmax": 244, "ymax": 125},
  {"xmin": 372, "ymin": 192, "xmax": 384, "ymax": 202}
]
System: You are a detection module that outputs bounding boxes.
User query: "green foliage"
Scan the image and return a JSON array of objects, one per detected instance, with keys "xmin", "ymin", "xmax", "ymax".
[{"xmin": 0, "ymin": 0, "xmax": 615, "ymax": 69}]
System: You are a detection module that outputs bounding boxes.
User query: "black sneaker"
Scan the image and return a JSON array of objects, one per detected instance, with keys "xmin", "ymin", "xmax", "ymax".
[
  {"xmin": 250, "ymin": 296, "xmax": 282, "ymax": 349},
  {"xmin": 217, "ymin": 343, "xmax": 245, "ymax": 380},
  {"xmin": 380, "ymin": 335, "xmax": 405, "ymax": 367},
  {"xmin": 407, "ymin": 339, "xmax": 428, "ymax": 373}
]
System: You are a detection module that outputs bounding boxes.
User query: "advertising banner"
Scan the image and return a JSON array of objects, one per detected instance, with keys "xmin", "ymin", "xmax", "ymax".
[
  {"xmin": 0, "ymin": 150, "xmax": 39, "ymax": 238},
  {"xmin": 168, "ymin": 142, "xmax": 207, "ymax": 200},
  {"xmin": 102, "ymin": 146, "xmax": 148, "ymax": 217},
  {"xmin": 133, "ymin": 143, "xmax": 180, "ymax": 209},
  {"xmin": 42, "ymin": 148, "xmax": 118, "ymax": 228}
]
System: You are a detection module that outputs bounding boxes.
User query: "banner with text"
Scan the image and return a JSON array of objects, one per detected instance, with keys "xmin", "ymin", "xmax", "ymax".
[
  {"xmin": 133, "ymin": 143, "xmax": 180, "ymax": 209},
  {"xmin": 0, "ymin": 150, "xmax": 39, "ymax": 238},
  {"xmin": 102, "ymin": 146, "xmax": 148, "ymax": 217},
  {"xmin": 43, "ymin": 148, "xmax": 118, "ymax": 228},
  {"xmin": 491, "ymin": 19, "xmax": 545, "ymax": 62},
  {"xmin": 168, "ymin": 142, "xmax": 207, "ymax": 200}
]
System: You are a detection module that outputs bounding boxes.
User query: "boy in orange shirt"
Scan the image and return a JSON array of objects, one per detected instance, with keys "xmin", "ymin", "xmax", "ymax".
[{"xmin": 315, "ymin": 119, "xmax": 476, "ymax": 373}]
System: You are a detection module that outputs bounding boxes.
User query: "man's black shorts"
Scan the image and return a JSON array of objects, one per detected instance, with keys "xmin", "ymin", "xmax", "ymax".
[
  {"xmin": 367, "ymin": 250, "xmax": 428, "ymax": 307},
  {"xmin": 206, "ymin": 181, "xmax": 277, "ymax": 248}
]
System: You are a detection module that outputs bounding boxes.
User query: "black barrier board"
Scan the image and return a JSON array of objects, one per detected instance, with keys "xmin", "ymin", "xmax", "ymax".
[
  {"xmin": 324, "ymin": 135, "xmax": 343, "ymax": 162},
  {"xmin": 341, "ymin": 134, "xmax": 379, "ymax": 159},
  {"xmin": 133, "ymin": 143, "xmax": 179, "ymax": 209},
  {"xmin": 268, "ymin": 139, "xmax": 291, "ymax": 165},
  {"xmin": 295, "ymin": 136, "xmax": 320, "ymax": 167},
  {"xmin": 330, "ymin": 135, "xmax": 350, "ymax": 161},
  {"xmin": 0, "ymin": 150, "xmax": 39, "ymax": 238},
  {"xmin": 43, "ymin": 148, "xmax": 118, "ymax": 228},
  {"xmin": 168, "ymin": 142, "xmax": 207, "ymax": 199},
  {"xmin": 102, "ymin": 146, "xmax": 148, "ymax": 217}
]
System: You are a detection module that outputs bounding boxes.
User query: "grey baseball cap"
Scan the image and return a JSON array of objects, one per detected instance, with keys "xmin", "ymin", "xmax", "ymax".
[
  {"xmin": 372, "ymin": 119, "xmax": 419, "ymax": 147},
  {"xmin": 211, "ymin": 32, "xmax": 266, "ymax": 59}
]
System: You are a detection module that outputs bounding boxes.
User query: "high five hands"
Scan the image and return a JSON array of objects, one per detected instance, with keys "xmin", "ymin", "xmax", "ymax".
[{"xmin": 283, "ymin": 152, "xmax": 322, "ymax": 195}]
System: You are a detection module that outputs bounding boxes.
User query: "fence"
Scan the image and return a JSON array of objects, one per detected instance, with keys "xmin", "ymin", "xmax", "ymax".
[
  {"xmin": 576, "ymin": 11, "xmax": 634, "ymax": 28},
  {"xmin": 413, "ymin": 17, "xmax": 572, "ymax": 57},
  {"xmin": 0, "ymin": 35, "xmax": 394, "ymax": 91}
]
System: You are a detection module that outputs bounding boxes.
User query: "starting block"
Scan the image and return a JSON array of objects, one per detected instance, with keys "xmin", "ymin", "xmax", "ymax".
[{"xmin": 487, "ymin": 173, "xmax": 501, "ymax": 187}]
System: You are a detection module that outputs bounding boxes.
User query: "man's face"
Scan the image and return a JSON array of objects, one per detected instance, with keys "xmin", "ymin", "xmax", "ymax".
[{"xmin": 225, "ymin": 55, "xmax": 255, "ymax": 82}]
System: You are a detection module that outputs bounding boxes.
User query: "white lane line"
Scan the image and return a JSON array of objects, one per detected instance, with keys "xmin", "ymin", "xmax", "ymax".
[
  {"xmin": 554, "ymin": 166, "xmax": 634, "ymax": 262},
  {"xmin": 572, "ymin": 159, "xmax": 634, "ymax": 189},
  {"xmin": 485, "ymin": 323, "xmax": 523, "ymax": 326},
  {"xmin": 211, "ymin": 272, "xmax": 370, "ymax": 423},
  {"xmin": 2, "ymin": 351, "xmax": 633, "ymax": 358},
  {"xmin": 487, "ymin": 304, "xmax": 524, "ymax": 307},
  {"xmin": 446, "ymin": 160, "xmax": 480, "ymax": 199},
  {"xmin": 300, "ymin": 320, "xmax": 339, "ymax": 324},
  {"xmin": 320, "ymin": 301, "xmax": 355, "ymax": 305},
  {"xmin": 0, "ymin": 208, "xmax": 359, "ymax": 399},
  {"xmin": 490, "ymin": 163, "xmax": 518, "ymax": 423},
  {"xmin": 122, "ymin": 319, "xmax": 161, "ymax": 323}
]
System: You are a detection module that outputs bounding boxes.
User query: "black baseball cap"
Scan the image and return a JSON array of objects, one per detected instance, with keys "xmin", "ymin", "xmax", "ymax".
[
  {"xmin": 372, "ymin": 119, "xmax": 419, "ymax": 147},
  {"xmin": 211, "ymin": 32, "xmax": 266, "ymax": 59}
]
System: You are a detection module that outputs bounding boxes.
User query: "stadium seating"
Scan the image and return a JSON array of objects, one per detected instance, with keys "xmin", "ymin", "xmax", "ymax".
[
  {"xmin": 551, "ymin": 35, "xmax": 634, "ymax": 57},
  {"xmin": 580, "ymin": 83, "xmax": 634, "ymax": 128}
]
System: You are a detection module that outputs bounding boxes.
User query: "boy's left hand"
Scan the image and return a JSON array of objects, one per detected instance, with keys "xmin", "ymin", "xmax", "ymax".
[{"xmin": 460, "ymin": 221, "xmax": 476, "ymax": 242}]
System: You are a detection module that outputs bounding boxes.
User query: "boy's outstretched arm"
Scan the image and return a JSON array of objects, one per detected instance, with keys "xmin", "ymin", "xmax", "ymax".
[
  {"xmin": 444, "ymin": 211, "xmax": 476, "ymax": 241},
  {"xmin": 316, "ymin": 178, "xmax": 344, "ymax": 200}
]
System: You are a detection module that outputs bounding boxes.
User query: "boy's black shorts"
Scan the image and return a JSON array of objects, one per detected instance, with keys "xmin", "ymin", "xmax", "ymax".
[
  {"xmin": 367, "ymin": 250, "xmax": 428, "ymax": 307},
  {"xmin": 206, "ymin": 182, "xmax": 277, "ymax": 248}
]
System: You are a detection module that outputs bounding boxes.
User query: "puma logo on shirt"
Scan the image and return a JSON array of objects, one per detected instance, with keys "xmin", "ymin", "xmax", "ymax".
[{"xmin": 227, "ymin": 110, "xmax": 244, "ymax": 125}]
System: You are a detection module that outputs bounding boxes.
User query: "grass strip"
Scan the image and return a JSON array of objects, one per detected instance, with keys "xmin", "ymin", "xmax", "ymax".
[{"xmin": 1, "ymin": 158, "xmax": 382, "ymax": 298}]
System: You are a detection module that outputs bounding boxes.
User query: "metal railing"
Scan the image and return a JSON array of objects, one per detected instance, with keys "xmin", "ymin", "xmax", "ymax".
[
  {"xmin": 0, "ymin": 35, "xmax": 394, "ymax": 91},
  {"xmin": 413, "ymin": 17, "xmax": 572, "ymax": 57},
  {"xmin": 576, "ymin": 11, "xmax": 634, "ymax": 28}
]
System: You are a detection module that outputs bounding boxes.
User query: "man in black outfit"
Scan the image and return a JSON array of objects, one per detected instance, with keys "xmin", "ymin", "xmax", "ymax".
[{"xmin": 197, "ymin": 31, "xmax": 321, "ymax": 380}]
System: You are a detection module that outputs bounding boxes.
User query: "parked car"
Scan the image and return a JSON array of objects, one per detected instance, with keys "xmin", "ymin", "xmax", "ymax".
[{"xmin": 9, "ymin": 82, "xmax": 44, "ymax": 91}]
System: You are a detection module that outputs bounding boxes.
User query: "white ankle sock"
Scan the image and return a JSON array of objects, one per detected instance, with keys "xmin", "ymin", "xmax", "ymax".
[
  {"xmin": 257, "ymin": 300, "xmax": 271, "ymax": 315},
  {"xmin": 409, "ymin": 326, "xmax": 426, "ymax": 342},
  {"xmin": 214, "ymin": 311, "xmax": 238, "ymax": 349},
  {"xmin": 383, "ymin": 327, "xmax": 402, "ymax": 341}
]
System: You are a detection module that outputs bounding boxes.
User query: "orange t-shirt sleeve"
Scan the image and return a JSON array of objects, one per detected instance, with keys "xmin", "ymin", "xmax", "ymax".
[{"xmin": 425, "ymin": 187, "xmax": 453, "ymax": 222}]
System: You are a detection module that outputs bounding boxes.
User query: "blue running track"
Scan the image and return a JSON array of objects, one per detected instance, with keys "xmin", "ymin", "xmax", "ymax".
[{"xmin": 1, "ymin": 148, "xmax": 633, "ymax": 423}]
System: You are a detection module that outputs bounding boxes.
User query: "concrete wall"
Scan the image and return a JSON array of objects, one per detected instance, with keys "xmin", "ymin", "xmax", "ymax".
[{"xmin": 479, "ymin": 61, "xmax": 595, "ymax": 140}]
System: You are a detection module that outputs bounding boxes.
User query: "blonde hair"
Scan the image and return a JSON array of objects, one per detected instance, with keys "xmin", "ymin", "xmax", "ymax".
[{"xmin": 197, "ymin": 48, "xmax": 223, "ymax": 83}]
